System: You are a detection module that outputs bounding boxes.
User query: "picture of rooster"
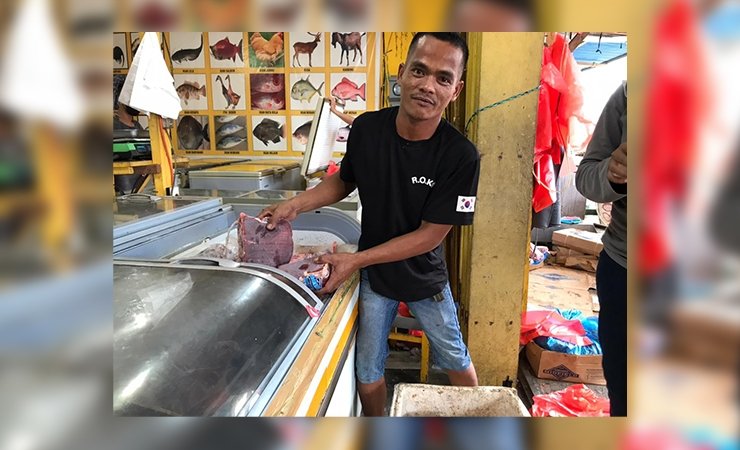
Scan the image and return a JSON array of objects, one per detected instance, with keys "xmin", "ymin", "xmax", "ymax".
[{"xmin": 248, "ymin": 32, "xmax": 285, "ymax": 68}]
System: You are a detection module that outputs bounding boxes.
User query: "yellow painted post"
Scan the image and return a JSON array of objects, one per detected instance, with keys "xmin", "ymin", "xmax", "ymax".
[
  {"xmin": 148, "ymin": 113, "xmax": 173, "ymax": 196},
  {"xmin": 33, "ymin": 125, "xmax": 73, "ymax": 258},
  {"xmin": 463, "ymin": 33, "xmax": 542, "ymax": 386}
]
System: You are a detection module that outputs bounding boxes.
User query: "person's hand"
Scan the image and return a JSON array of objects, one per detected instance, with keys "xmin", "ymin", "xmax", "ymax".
[
  {"xmin": 329, "ymin": 97, "xmax": 340, "ymax": 115},
  {"xmin": 607, "ymin": 143, "xmax": 627, "ymax": 184},
  {"xmin": 258, "ymin": 200, "xmax": 299, "ymax": 231},
  {"xmin": 315, "ymin": 252, "xmax": 362, "ymax": 295}
]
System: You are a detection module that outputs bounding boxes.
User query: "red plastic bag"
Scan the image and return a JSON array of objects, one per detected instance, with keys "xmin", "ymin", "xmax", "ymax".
[
  {"xmin": 531, "ymin": 384, "xmax": 610, "ymax": 417},
  {"xmin": 520, "ymin": 310, "xmax": 592, "ymax": 346},
  {"xmin": 533, "ymin": 33, "xmax": 588, "ymax": 212},
  {"xmin": 532, "ymin": 154, "xmax": 558, "ymax": 213}
]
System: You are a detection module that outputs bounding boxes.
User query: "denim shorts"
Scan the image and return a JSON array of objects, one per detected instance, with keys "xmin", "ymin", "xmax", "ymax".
[{"xmin": 355, "ymin": 270, "xmax": 472, "ymax": 384}]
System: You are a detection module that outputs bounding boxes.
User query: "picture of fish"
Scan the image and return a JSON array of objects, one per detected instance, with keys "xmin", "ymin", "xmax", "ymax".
[
  {"xmin": 251, "ymin": 92, "xmax": 285, "ymax": 111},
  {"xmin": 114, "ymin": 46, "xmax": 125, "ymax": 66},
  {"xmin": 290, "ymin": 77, "xmax": 324, "ymax": 103},
  {"xmin": 217, "ymin": 115, "xmax": 239, "ymax": 124},
  {"xmin": 177, "ymin": 115, "xmax": 205, "ymax": 150},
  {"xmin": 292, "ymin": 120, "xmax": 313, "ymax": 146},
  {"xmin": 216, "ymin": 122, "xmax": 245, "ymax": 140},
  {"xmin": 331, "ymin": 76, "xmax": 366, "ymax": 102},
  {"xmin": 203, "ymin": 122, "xmax": 210, "ymax": 142},
  {"xmin": 113, "ymin": 33, "xmax": 127, "ymax": 69},
  {"xmin": 174, "ymin": 74, "xmax": 208, "ymax": 110},
  {"xmin": 250, "ymin": 74, "xmax": 284, "ymax": 93},
  {"xmin": 336, "ymin": 125, "xmax": 351, "ymax": 142},
  {"xmin": 131, "ymin": 34, "xmax": 141, "ymax": 55},
  {"xmin": 176, "ymin": 81, "xmax": 206, "ymax": 105},
  {"xmin": 252, "ymin": 117, "xmax": 284, "ymax": 147},
  {"xmin": 171, "ymin": 33, "xmax": 203, "ymax": 64},
  {"xmin": 217, "ymin": 135, "xmax": 247, "ymax": 150},
  {"xmin": 214, "ymin": 116, "xmax": 247, "ymax": 150},
  {"xmin": 209, "ymin": 33, "xmax": 243, "ymax": 63}
]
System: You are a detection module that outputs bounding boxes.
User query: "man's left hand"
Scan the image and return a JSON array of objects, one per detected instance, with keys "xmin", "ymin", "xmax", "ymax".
[{"xmin": 315, "ymin": 252, "xmax": 363, "ymax": 295}]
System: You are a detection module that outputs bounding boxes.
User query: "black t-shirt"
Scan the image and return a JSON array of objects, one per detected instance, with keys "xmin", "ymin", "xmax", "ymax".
[{"xmin": 340, "ymin": 107, "xmax": 480, "ymax": 301}]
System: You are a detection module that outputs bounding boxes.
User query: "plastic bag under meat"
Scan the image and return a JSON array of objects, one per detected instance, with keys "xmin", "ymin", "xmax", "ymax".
[
  {"xmin": 197, "ymin": 242, "xmax": 238, "ymax": 261},
  {"xmin": 531, "ymin": 384, "xmax": 610, "ymax": 417},
  {"xmin": 237, "ymin": 213, "xmax": 294, "ymax": 266},
  {"xmin": 278, "ymin": 255, "xmax": 331, "ymax": 292}
]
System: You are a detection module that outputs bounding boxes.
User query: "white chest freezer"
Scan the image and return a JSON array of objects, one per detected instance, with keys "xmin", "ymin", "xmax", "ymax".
[{"xmin": 188, "ymin": 161, "xmax": 303, "ymax": 191}]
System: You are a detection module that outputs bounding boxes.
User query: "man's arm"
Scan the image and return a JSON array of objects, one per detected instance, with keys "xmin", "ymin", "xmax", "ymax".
[
  {"xmin": 259, "ymin": 173, "xmax": 355, "ymax": 229},
  {"xmin": 316, "ymin": 221, "xmax": 452, "ymax": 294},
  {"xmin": 575, "ymin": 84, "xmax": 627, "ymax": 203}
]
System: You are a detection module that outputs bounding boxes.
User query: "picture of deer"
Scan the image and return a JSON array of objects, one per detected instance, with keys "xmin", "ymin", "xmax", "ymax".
[
  {"xmin": 331, "ymin": 32, "xmax": 366, "ymax": 66},
  {"xmin": 292, "ymin": 32, "xmax": 322, "ymax": 67}
]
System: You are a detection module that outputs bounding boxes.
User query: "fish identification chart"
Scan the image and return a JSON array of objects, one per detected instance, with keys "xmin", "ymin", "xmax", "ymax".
[{"xmin": 160, "ymin": 32, "xmax": 377, "ymax": 158}]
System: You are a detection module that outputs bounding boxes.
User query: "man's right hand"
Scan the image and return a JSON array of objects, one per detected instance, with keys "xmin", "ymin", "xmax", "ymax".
[
  {"xmin": 607, "ymin": 143, "xmax": 627, "ymax": 184},
  {"xmin": 258, "ymin": 200, "xmax": 299, "ymax": 231}
]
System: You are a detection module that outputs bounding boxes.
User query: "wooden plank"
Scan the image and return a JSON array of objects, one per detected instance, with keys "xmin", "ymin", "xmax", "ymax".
[{"xmin": 262, "ymin": 272, "xmax": 359, "ymax": 416}]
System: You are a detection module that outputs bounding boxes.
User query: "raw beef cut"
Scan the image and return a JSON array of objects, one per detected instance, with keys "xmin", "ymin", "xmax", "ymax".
[{"xmin": 237, "ymin": 213, "xmax": 294, "ymax": 266}]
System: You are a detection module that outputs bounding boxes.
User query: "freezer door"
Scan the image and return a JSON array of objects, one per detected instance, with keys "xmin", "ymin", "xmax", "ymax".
[{"xmin": 113, "ymin": 261, "xmax": 314, "ymax": 416}]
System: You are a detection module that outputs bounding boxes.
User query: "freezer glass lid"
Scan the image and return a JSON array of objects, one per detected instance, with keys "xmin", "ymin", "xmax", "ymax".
[
  {"xmin": 113, "ymin": 196, "xmax": 203, "ymax": 226},
  {"xmin": 114, "ymin": 262, "xmax": 311, "ymax": 416}
]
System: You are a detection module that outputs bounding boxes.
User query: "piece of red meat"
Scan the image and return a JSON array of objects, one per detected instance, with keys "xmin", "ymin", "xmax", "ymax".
[{"xmin": 237, "ymin": 213, "xmax": 294, "ymax": 267}]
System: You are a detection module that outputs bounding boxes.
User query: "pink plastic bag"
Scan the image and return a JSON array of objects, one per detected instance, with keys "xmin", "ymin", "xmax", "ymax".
[
  {"xmin": 531, "ymin": 384, "xmax": 610, "ymax": 417},
  {"xmin": 520, "ymin": 310, "xmax": 592, "ymax": 346}
]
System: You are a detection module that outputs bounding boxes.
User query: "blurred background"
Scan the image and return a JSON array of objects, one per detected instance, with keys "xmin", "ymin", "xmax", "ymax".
[{"xmin": 1, "ymin": 0, "xmax": 738, "ymax": 449}]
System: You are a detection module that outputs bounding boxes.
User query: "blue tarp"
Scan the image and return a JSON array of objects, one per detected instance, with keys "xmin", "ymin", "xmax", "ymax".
[{"xmin": 573, "ymin": 42, "xmax": 627, "ymax": 65}]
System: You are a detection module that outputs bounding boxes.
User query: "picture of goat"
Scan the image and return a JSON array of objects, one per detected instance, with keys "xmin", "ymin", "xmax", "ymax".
[
  {"xmin": 292, "ymin": 32, "xmax": 322, "ymax": 67},
  {"xmin": 331, "ymin": 32, "xmax": 366, "ymax": 66}
]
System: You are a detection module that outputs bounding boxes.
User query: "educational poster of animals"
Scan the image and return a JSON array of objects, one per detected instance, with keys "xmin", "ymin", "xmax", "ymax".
[
  {"xmin": 249, "ymin": 74, "xmax": 286, "ymax": 110},
  {"xmin": 248, "ymin": 32, "xmax": 285, "ymax": 68},
  {"xmin": 329, "ymin": 32, "xmax": 367, "ymax": 68},
  {"xmin": 173, "ymin": 74, "xmax": 208, "ymax": 110},
  {"xmin": 208, "ymin": 32, "xmax": 245, "ymax": 69},
  {"xmin": 212, "ymin": 74, "xmax": 246, "ymax": 110},
  {"xmin": 214, "ymin": 116, "xmax": 248, "ymax": 151},
  {"xmin": 329, "ymin": 73, "xmax": 367, "ymax": 111},
  {"xmin": 177, "ymin": 115, "xmax": 210, "ymax": 151},
  {"xmin": 289, "ymin": 73, "xmax": 325, "ymax": 111},
  {"xmin": 170, "ymin": 33, "xmax": 205, "ymax": 69},
  {"xmin": 251, "ymin": 116, "xmax": 286, "ymax": 151},
  {"xmin": 152, "ymin": 32, "xmax": 377, "ymax": 157},
  {"xmin": 289, "ymin": 32, "xmax": 325, "ymax": 68},
  {"xmin": 113, "ymin": 33, "xmax": 127, "ymax": 69},
  {"xmin": 291, "ymin": 116, "xmax": 313, "ymax": 152}
]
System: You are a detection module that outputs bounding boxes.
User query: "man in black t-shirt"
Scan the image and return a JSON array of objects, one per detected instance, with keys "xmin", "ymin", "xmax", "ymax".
[{"xmin": 259, "ymin": 33, "xmax": 480, "ymax": 416}]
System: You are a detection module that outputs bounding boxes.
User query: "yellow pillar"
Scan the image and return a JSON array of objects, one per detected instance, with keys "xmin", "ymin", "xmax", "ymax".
[
  {"xmin": 148, "ymin": 113, "xmax": 174, "ymax": 196},
  {"xmin": 463, "ymin": 33, "xmax": 542, "ymax": 386}
]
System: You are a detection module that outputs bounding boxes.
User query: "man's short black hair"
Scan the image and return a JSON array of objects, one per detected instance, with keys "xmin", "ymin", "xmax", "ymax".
[{"xmin": 407, "ymin": 32, "xmax": 469, "ymax": 75}]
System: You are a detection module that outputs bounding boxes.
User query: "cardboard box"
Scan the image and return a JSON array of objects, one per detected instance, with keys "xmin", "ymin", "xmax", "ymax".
[
  {"xmin": 553, "ymin": 246, "xmax": 598, "ymax": 273},
  {"xmin": 552, "ymin": 228, "xmax": 604, "ymax": 256},
  {"xmin": 525, "ymin": 341, "xmax": 606, "ymax": 385}
]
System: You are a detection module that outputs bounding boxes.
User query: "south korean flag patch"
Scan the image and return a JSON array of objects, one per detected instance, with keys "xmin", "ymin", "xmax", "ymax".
[{"xmin": 456, "ymin": 196, "xmax": 476, "ymax": 213}]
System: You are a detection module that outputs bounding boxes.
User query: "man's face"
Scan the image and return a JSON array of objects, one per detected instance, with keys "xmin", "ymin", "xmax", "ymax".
[
  {"xmin": 450, "ymin": 0, "xmax": 532, "ymax": 31},
  {"xmin": 398, "ymin": 36, "xmax": 465, "ymax": 122}
]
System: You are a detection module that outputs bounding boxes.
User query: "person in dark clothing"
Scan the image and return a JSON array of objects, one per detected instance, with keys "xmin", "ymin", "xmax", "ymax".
[
  {"xmin": 575, "ymin": 82, "xmax": 627, "ymax": 416},
  {"xmin": 113, "ymin": 74, "xmax": 142, "ymax": 131},
  {"xmin": 259, "ymin": 33, "xmax": 480, "ymax": 416}
]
